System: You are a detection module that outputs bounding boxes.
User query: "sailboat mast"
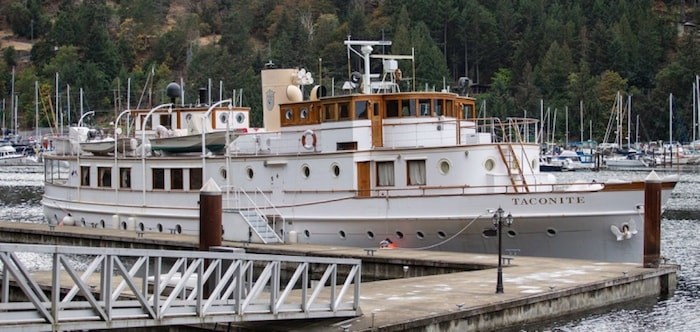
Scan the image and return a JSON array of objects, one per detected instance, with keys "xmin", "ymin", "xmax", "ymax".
[
  {"xmin": 627, "ymin": 95, "xmax": 631, "ymax": 150},
  {"xmin": 580, "ymin": 100, "xmax": 583, "ymax": 143},
  {"xmin": 669, "ymin": 93, "xmax": 673, "ymax": 145}
]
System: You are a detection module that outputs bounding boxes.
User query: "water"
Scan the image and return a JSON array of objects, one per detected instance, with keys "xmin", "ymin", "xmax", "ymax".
[{"xmin": 0, "ymin": 166, "xmax": 698, "ymax": 330}]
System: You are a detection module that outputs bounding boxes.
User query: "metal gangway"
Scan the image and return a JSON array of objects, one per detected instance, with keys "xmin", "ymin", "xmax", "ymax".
[{"xmin": 0, "ymin": 243, "xmax": 362, "ymax": 331}]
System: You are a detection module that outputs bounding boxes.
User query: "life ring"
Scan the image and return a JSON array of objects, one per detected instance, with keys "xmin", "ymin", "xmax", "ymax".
[{"xmin": 301, "ymin": 130, "xmax": 317, "ymax": 150}]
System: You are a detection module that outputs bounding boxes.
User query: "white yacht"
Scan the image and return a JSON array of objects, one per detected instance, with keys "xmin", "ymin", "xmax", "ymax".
[{"xmin": 41, "ymin": 40, "xmax": 677, "ymax": 263}]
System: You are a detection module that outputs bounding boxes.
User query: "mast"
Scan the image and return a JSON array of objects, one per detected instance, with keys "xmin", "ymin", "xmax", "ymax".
[
  {"xmin": 35, "ymin": 81, "xmax": 39, "ymax": 140},
  {"xmin": 565, "ymin": 106, "xmax": 569, "ymax": 147},
  {"xmin": 580, "ymin": 100, "xmax": 584, "ymax": 144},
  {"xmin": 669, "ymin": 93, "xmax": 673, "ymax": 145},
  {"xmin": 627, "ymin": 94, "xmax": 631, "ymax": 150},
  {"xmin": 11, "ymin": 67, "xmax": 15, "ymax": 135}
]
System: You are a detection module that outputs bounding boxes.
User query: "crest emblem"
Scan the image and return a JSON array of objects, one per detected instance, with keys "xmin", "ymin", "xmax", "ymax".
[{"xmin": 265, "ymin": 89, "xmax": 275, "ymax": 112}]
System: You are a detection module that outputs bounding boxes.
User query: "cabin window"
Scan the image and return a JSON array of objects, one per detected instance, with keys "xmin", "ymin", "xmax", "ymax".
[
  {"xmin": 339, "ymin": 102, "xmax": 350, "ymax": 120},
  {"xmin": 219, "ymin": 112, "xmax": 228, "ymax": 124},
  {"xmin": 331, "ymin": 163, "xmax": 341, "ymax": 177},
  {"xmin": 434, "ymin": 99, "xmax": 443, "ymax": 116},
  {"xmin": 323, "ymin": 104, "xmax": 337, "ymax": 121},
  {"xmin": 98, "ymin": 167, "xmax": 112, "ymax": 188},
  {"xmin": 355, "ymin": 101, "xmax": 368, "ymax": 119},
  {"xmin": 402, "ymin": 99, "xmax": 416, "ymax": 117},
  {"xmin": 171, "ymin": 168, "xmax": 184, "ymax": 190},
  {"xmin": 407, "ymin": 160, "xmax": 426, "ymax": 186},
  {"xmin": 81, "ymin": 166, "xmax": 90, "ymax": 186},
  {"xmin": 376, "ymin": 161, "xmax": 395, "ymax": 186},
  {"xmin": 301, "ymin": 165, "xmax": 311, "ymax": 178},
  {"xmin": 153, "ymin": 168, "xmax": 165, "ymax": 190},
  {"xmin": 120, "ymin": 167, "xmax": 131, "ymax": 188},
  {"xmin": 445, "ymin": 100, "xmax": 454, "ymax": 117},
  {"xmin": 300, "ymin": 107, "xmax": 309, "ymax": 119},
  {"xmin": 419, "ymin": 99, "xmax": 431, "ymax": 116},
  {"xmin": 385, "ymin": 100, "xmax": 399, "ymax": 118},
  {"xmin": 337, "ymin": 142, "xmax": 358, "ymax": 151},
  {"xmin": 236, "ymin": 112, "xmax": 246, "ymax": 124},
  {"xmin": 462, "ymin": 104, "xmax": 473, "ymax": 119},
  {"xmin": 190, "ymin": 168, "xmax": 203, "ymax": 190},
  {"xmin": 159, "ymin": 114, "xmax": 172, "ymax": 128},
  {"xmin": 246, "ymin": 167, "xmax": 254, "ymax": 180},
  {"xmin": 438, "ymin": 159, "xmax": 451, "ymax": 175},
  {"xmin": 139, "ymin": 115, "xmax": 152, "ymax": 130}
]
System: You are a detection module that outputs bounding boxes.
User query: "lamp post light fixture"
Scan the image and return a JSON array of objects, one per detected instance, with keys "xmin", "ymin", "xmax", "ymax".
[{"xmin": 492, "ymin": 207, "xmax": 513, "ymax": 294}]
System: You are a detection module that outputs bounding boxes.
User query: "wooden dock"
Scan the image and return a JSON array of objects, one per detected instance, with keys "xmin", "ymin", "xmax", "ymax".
[{"xmin": 0, "ymin": 221, "xmax": 678, "ymax": 331}]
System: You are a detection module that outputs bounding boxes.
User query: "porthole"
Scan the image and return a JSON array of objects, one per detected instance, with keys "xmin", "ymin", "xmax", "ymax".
[
  {"xmin": 121, "ymin": 221, "xmax": 128, "ymax": 230},
  {"xmin": 339, "ymin": 230, "xmax": 346, "ymax": 239},
  {"xmin": 301, "ymin": 164, "xmax": 311, "ymax": 178},
  {"xmin": 395, "ymin": 231, "xmax": 404, "ymax": 239},
  {"xmin": 176, "ymin": 225, "xmax": 182, "ymax": 234},
  {"xmin": 278, "ymin": 229, "xmax": 284, "ymax": 236},
  {"xmin": 416, "ymin": 231, "xmax": 425, "ymax": 239},
  {"xmin": 222, "ymin": 228, "xmax": 226, "ymax": 235},
  {"xmin": 367, "ymin": 231, "xmax": 375, "ymax": 239},
  {"xmin": 437, "ymin": 230, "xmax": 447, "ymax": 239},
  {"xmin": 157, "ymin": 224, "xmax": 163, "ymax": 232},
  {"xmin": 484, "ymin": 159, "xmax": 495, "ymax": 171},
  {"xmin": 100, "ymin": 219, "xmax": 105, "ymax": 228},
  {"xmin": 546, "ymin": 228, "xmax": 557, "ymax": 237},
  {"xmin": 81, "ymin": 217, "xmax": 86, "ymax": 227},
  {"xmin": 304, "ymin": 230, "xmax": 311, "ymax": 238},
  {"xmin": 219, "ymin": 112, "xmax": 228, "ymax": 123},
  {"xmin": 246, "ymin": 167, "xmax": 254, "ymax": 179},
  {"xmin": 300, "ymin": 107, "xmax": 309, "ymax": 119},
  {"xmin": 507, "ymin": 229, "xmax": 517, "ymax": 238},
  {"xmin": 439, "ymin": 159, "xmax": 451, "ymax": 175},
  {"xmin": 482, "ymin": 228, "xmax": 497, "ymax": 238},
  {"xmin": 235, "ymin": 113, "xmax": 245, "ymax": 124},
  {"xmin": 220, "ymin": 167, "xmax": 227, "ymax": 179},
  {"xmin": 138, "ymin": 222, "xmax": 145, "ymax": 231},
  {"xmin": 284, "ymin": 108, "xmax": 293, "ymax": 120},
  {"xmin": 185, "ymin": 114, "xmax": 192, "ymax": 121},
  {"xmin": 331, "ymin": 163, "xmax": 341, "ymax": 177}
]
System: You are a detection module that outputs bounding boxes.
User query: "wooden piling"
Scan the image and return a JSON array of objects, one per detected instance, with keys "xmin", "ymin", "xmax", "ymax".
[
  {"xmin": 643, "ymin": 171, "xmax": 662, "ymax": 268},
  {"xmin": 199, "ymin": 179, "xmax": 222, "ymax": 251}
]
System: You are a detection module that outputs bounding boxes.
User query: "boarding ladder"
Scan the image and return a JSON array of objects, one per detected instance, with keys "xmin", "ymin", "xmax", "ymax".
[
  {"xmin": 495, "ymin": 119, "xmax": 530, "ymax": 193},
  {"xmin": 228, "ymin": 188, "xmax": 284, "ymax": 244}
]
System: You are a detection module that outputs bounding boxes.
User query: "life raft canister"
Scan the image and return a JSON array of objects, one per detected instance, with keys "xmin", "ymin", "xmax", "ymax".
[{"xmin": 301, "ymin": 129, "xmax": 317, "ymax": 150}]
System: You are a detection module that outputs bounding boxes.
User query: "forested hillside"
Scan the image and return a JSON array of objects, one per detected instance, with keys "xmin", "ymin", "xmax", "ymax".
[{"xmin": 1, "ymin": 0, "xmax": 699, "ymax": 143}]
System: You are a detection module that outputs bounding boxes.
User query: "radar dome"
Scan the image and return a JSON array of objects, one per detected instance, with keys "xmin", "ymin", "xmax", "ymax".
[{"xmin": 166, "ymin": 82, "xmax": 181, "ymax": 104}]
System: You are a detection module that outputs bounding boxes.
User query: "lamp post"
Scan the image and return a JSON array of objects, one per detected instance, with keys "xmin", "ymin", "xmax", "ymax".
[{"xmin": 492, "ymin": 207, "xmax": 513, "ymax": 294}]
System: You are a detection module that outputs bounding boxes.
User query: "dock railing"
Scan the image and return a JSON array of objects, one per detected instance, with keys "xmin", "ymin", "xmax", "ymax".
[{"xmin": 0, "ymin": 243, "xmax": 361, "ymax": 331}]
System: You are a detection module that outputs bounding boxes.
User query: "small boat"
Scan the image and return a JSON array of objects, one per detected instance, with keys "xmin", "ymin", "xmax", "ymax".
[
  {"xmin": 149, "ymin": 131, "xmax": 231, "ymax": 154},
  {"xmin": 0, "ymin": 143, "xmax": 27, "ymax": 165},
  {"xmin": 80, "ymin": 137, "xmax": 116, "ymax": 156}
]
